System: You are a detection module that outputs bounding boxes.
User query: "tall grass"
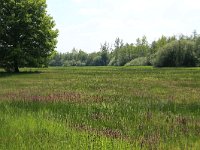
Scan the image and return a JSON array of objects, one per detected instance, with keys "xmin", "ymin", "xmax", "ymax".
[{"xmin": 0, "ymin": 66, "xmax": 200, "ymax": 149}]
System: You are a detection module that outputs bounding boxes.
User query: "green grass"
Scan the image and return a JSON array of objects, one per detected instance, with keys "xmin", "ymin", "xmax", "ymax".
[{"xmin": 0, "ymin": 66, "xmax": 200, "ymax": 149}]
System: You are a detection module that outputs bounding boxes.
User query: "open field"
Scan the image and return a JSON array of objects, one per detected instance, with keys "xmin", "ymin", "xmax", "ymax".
[{"xmin": 0, "ymin": 66, "xmax": 200, "ymax": 149}]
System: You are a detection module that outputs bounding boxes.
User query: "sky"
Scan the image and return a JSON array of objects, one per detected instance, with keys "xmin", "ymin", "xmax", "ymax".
[{"xmin": 46, "ymin": 0, "xmax": 200, "ymax": 53}]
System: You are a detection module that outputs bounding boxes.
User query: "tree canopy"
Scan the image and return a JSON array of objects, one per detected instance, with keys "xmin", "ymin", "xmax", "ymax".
[
  {"xmin": 0, "ymin": 0, "xmax": 58, "ymax": 72},
  {"xmin": 49, "ymin": 32, "xmax": 200, "ymax": 67}
]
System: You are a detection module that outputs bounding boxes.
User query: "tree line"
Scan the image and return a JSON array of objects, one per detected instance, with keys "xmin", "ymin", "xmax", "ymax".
[{"xmin": 49, "ymin": 32, "xmax": 200, "ymax": 67}]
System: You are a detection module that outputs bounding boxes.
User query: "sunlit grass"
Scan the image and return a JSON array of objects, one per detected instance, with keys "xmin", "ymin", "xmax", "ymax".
[{"xmin": 0, "ymin": 67, "xmax": 200, "ymax": 149}]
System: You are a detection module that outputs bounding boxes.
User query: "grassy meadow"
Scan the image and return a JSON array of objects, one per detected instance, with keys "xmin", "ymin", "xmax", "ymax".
[{"xmin": 0, "ymin": 66, "xmax": 200, "ymax": 149}]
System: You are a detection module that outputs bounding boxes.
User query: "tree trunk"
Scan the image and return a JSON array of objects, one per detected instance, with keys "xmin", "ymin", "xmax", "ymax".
[
  {"xmin": 14, "ymin": 61, "xmax": 19, "ymax": 73},
  {"xmin": 14, "ymin": 66, "xmax": 19, "ymax": 73}
]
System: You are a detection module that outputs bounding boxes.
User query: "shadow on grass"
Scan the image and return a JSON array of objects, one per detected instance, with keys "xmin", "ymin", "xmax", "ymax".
[{"xmin": 0, "ymin": 71, "xmax": 42, "ymax": 78}]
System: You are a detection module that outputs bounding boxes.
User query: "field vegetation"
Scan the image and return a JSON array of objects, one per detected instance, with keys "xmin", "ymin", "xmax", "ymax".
[{"xmin": 0, "ymin": 67, "xmax": 200, "ymax": 149}]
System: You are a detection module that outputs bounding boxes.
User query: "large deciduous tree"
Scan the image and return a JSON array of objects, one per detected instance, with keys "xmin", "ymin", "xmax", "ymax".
[{"xmin": 0, "ymin": 0, "xmax": 58, "ymax": 72}]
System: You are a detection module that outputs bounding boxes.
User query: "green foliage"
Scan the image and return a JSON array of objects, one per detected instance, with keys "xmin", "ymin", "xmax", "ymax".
[
  {"xmin": 49, "ymin": 44, "xmax": 110, "ymax": 67},
  {"xmin": 195, "ymin": 37, "xmax": 200, "ymax": 65},
  {"xmin": 125, "ymin": 57, "xmax": 148, "ymax": 66},
  {"xmin": 110, "ymin": 36, "xmax": 149, "ymax": 66},
  {"xmin": 100, "ymin": 42, "xmax": 110, "ymax": 66},
  {"xmin": 92, "ymin": 55, "xmax": 102, "ymax": 66},
  {"xmin": 49, "ymin": 49, "xmax": 88, "ymax": 66},
  {"xmin": 48, "ymin": 32, "xmax": 200, "ymax": 67},
  {"xmin": 154, "ymin": 40, "xmax": 198, "ymax": 67},
  {"xmin": 108, "ymin": 57, "xmax": 116, "ymax": 66},
  {"xmin": 135, "ymin": 36, "xmax": 149, "ymax": 57},
  {"xmin": 0, "ymin": 0, "xmax": 58, "ymax": 72},
  {"xmin": 49, "ymin": 52, "xmax": 63, "ymax": 66},
  {"xmin": 113, "ymin": 43, "xmax": 135, "ymax": 66}
]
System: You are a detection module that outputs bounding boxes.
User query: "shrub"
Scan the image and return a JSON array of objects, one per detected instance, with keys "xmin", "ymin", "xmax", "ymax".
[
  {"xmin": 154, "ymin": 40, "xmax": 198, "ymax": 67},
  {"xmin": 125, "ymin": 57, "xmax": 148, "ymax": 66}
]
